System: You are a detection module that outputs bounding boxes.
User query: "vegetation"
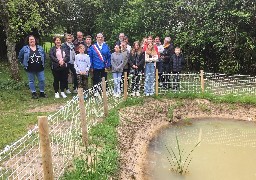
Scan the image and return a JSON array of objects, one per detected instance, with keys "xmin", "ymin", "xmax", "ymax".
[
  {"xmin": 165, "ymin": 135, "xmax": 201, "ymax": 175},
  {"xmin": 1, "ymin": 0, "xmax": 256, "ymax": 80}
]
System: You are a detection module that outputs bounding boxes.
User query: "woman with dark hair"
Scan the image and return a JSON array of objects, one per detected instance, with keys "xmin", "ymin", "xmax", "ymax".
[
  {"xmin": 18, "ymin": 35, "xmax": 46, "ymax": 99},
  {"xmin": 49, "ymin": 36, "xmax": 70, "ymax": 98}
]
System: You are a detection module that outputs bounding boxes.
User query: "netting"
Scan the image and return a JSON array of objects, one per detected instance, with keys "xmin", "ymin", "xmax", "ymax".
[{"xmin": 0, "ymin": 71, "xmax": 255, "ymax": 179}]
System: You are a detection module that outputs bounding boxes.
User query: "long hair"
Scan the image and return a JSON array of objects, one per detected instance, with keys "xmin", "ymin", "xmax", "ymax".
[
  {"xmin": 131, "ymin": 41, "xmax": 142, "ymax": 56},
  {"xmin": 146, "ymin": 43, "xmax": 157, "ymax": 56}
]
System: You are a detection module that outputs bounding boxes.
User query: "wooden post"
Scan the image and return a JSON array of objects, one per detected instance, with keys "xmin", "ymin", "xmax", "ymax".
[
  {"xmin": 155, "ymin": 68, "xmax": 159, "ymax": 96},
  {"xmin": 200, "ymin": 70, "xmax": 205, "ymax": 93},
  {"xmin": 78, "ymin": 88, "xmax": 88, "ymax": 146},
  {"xmin": 124, "ymin": 72, "xmax": 128, "ymax": 100},
  {"xmin": 38, "ymin": 116, "xmax": 54, "ymax": 180},
  {"xmin": 102, "ymin": 77, "xmax": 108, "ymax": 117}
]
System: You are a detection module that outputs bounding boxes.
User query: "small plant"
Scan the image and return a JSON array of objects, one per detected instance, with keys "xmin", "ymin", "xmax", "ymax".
[
  {"xmin": 198, "ymin": 103, "xmax": 211, "ymax": 112},
  {"xmin": 165, "ymin": 135, "xmax": 201, "ymax": 175}
]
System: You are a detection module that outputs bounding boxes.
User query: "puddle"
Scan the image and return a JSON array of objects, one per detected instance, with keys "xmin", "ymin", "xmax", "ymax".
[{"xmin": 145, "ymin": 119, "xmax": 256, "ymax": 180}]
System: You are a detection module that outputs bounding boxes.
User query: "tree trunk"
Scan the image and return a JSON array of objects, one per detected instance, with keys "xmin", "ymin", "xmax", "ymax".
[{"xmin": 5, "ymin": 31, "xmax": 21, "ymax": 81}]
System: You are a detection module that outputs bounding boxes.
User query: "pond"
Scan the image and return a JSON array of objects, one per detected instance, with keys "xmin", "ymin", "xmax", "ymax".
[{"xmin": 145, "ymin": 119, "xmax": 256, "ymax": 180}]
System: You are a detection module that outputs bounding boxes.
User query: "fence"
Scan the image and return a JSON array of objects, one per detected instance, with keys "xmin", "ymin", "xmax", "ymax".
[{"xmin": 0, "ymin": 70, "xmax": 255, "ymax": 179}]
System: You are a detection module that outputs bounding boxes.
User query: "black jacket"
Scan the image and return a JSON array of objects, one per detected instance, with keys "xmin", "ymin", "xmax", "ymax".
[
  {"xmin": 161, "ymin": 43, "xmax": 174, "ymax": 64},
  {"xmin": 129, "ymin": 51, "xmax": 144, "ymax": 73},
  {"xmin": 49, "ymin": 46, "xmax": 70, "ymax": 70},
  {"xmin": 171, "ymin": 54, "xmax": 184, "ymax": 72}
]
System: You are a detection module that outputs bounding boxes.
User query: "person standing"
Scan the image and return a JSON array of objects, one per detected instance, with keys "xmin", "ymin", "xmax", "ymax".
[
  {"xmin": 89, "ymin": 33, "xmax": 111, "ymax": 96},
  {"xmin": 74, "ymin": 44, "xmax": 91, "ymax": 98},
  {"xmin": 18, "ymin": 35, "xmax": 47, "ymax": 99},
  {"xmin": 154, "ymin": 36, "xmax": 164, "ymax": 87},
  {"xmin": 85, "ymin": 35, "xmax": 92, "ymax": 54},
  {"xmin": 49, "ymin": 36, "xmax": 70, "ymax": 98},
  {"xmin": 124, "ymin": 36, "xmax": 131, "ymax": 53},
  {"xmin": 111, "ymin": 45, "xmax": 127, "ymax": 97},
  {"xmin": 144, "ymin": 43, "xmax": 158, "ymax": 96},
  {"xmin": 73, "ymin": 31, "xmax": 86, "ymax": 54},
  {"xmin": 129, "ymin": 41, "xmax": 144, "ymax": 96},
  {"xmin": 160, "ymin": 37, "xmax": 174, "ymax": 89},
  {"xmin": 171, "ymin": 47, "xmax": 184, "ymax": 90},
  {"xmin": 62, "ymin": 34, "xmax": 78, "ymax": 93}
]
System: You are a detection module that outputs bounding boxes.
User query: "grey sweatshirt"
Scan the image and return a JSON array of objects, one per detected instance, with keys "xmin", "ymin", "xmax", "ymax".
[
  {"xmin": 111, "ymin": 52, "xmax": 127, "ymax": 72},
  {"xmin": 74, "ymin": 54, "xmax": 91, "ymax": 74}
]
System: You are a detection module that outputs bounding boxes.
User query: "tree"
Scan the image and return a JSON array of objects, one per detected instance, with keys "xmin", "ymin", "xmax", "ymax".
[{"xmin": 0, "ymin": 0, "xmax": 59, "ymax": 80}]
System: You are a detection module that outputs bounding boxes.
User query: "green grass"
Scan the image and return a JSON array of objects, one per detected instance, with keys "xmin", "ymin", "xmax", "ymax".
[{"xmin": 0, "ymin": 62, "xmax": 74, "ymax": 149}]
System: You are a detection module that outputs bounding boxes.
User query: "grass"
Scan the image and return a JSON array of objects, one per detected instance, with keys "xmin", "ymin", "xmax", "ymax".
[{"xmin": 0, "ymin": 62, "xmax": 74, "ymax": 149}]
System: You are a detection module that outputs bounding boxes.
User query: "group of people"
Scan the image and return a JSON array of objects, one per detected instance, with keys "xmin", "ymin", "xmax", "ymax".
[{"xmin": 18, "ymin": 32, "xmax": 184, "ymax": 99}]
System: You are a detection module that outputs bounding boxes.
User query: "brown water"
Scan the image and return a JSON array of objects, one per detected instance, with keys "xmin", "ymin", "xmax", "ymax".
[{"xmin": 145, "ymin": 119, "xmax": 256, "ymax": 180}]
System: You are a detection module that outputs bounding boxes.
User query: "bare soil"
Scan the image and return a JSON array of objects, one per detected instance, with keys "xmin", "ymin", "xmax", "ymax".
[{"xmin": 117, "ymin": 98, "xmax": 256, "ymax": 180}]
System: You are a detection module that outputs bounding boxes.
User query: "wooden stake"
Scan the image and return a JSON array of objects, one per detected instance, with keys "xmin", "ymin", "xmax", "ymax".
[
  {"xmin": 102, "ymin": 77, "xmax": 108, "ymax": 117},
  {"xmin": 38, "ymin": 116, "xmax": 54, "ymax": 180},
  {"xmin": 200, "ymin": 70, "xmax": 205, "ymax": 93},
  {"xmin": 124, "ymin": 72, "xmax": 128, "ymax": 100},
  {"xmin": 155, "ymin": 68, "xmax": 159, "ymax": 96},
  {"xmin": 78, "ymin": 88, "xmax": 88, "ymax": 146}
]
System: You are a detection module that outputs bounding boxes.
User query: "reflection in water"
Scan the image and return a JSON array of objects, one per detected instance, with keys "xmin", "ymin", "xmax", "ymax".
[{"xmin": 145, "ymin": 119, "xmax": 256, "ymax": 180}]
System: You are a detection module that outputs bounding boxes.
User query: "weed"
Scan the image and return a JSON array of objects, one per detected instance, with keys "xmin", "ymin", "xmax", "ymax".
[
  {"xmin": 165, "ymin": 135, "xmax": 201, "ymax": 175},
  {"xmin": 198, "ymin": 103, "xmax": 211, "ymax": 112}
]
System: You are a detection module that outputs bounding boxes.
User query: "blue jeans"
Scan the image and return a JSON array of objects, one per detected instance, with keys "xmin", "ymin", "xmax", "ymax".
[
  {"xmin": 112, "ymin": 72, "xmax": 122, "ymax": 94},
  {"xmin": 144, "ymin": 63, "xmax": 155, "ymax": 94},
  {"xmin": 27, "ymin": 71, "xmax": 45, "ymax": 93}
]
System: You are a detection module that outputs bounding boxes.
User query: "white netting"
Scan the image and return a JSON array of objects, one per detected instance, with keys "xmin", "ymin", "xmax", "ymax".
[{"xmin": 0, "ymin": 71, "xmax": 255, "ymax": 179}]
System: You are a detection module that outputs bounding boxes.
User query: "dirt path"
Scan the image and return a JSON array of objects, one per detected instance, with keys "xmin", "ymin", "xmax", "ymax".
[{"xmin": 117, "ymin": 98, "xmax": 256, "ymax": 180}]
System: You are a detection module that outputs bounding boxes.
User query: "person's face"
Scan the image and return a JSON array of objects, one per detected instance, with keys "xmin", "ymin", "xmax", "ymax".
[
  {"xmin": 119, "ymin": 33, "xmax": 124, "ymax": 41},
  {"xmin": 77, "ymin": 32, "xmax": 83, "ymax": 41},
  {"xmin": 121, "ymin": 42, "xmax": 127, "ymax": 48},
  {"xmin": 29, "ymin": 36, "xmax": 36, "ymax": 46},
  {"xmin": 175, "ymin": 48, "xmax": 181, "ymax": 55},
  {"xmin": 155, "ymin": 37, "xmax": 160, "ymax": 44},
  {"xmin": 97, "ymin": 35, "xmax": 104, "ymax": 44},
  {"xmin": 85, "ymin": 38, "xmax": 91, "ymax": 45},
  {"xmin": 55, "ymin": 38, "xmax": 61, "ymax": 46},
  {"xmin": 114, "ymin": 45, "xmax": 120, "ymax": 53},
  {"xmin": 147, "ymin": 37, "xmax": 153, "ymax": 44},
  {"xmin": 66, "ymin": 36, "xmax": 72, "ymax": 43},
  {"xmin": 79, "ymin": 46, "xmax": 85, "ymax": 54},
  {"xmin": 134, "ymin": 43, "xmax": 139, "ymax": 50}
]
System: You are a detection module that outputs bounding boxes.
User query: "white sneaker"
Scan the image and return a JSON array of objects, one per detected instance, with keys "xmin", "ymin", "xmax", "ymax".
[
  {"xmin": 60, "ymin": 92, "xmax": 67, "ymax": 98},
  {"xmin": 55, "ymin": 92, "xmax": 60, "ymax": 99},
  {"xmin": 131, "ymin": 92, "xmax": 135, "ymax": 96},
  {"xmin": 145, "ymin": 93, "xmax": 150, "ymax": 96},
  {"xmin": 116, "ymin": 93, "xmax": 121, "ymax": 98},
  {"xmin": 73, "ymin": 89, "xmax": 78, "ymax": 93},
  {"xmin": 66, "ymin": 89, "xmax": 71, "ymax": 94},
  {"xmin": 136, "ymin": 92, "xmax": 140, "ymax": 97}
]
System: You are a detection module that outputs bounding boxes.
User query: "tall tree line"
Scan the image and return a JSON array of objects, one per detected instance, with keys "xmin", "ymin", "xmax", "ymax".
[{"xmin": 1, "ymin": 0, "xmax": 256, "ymax": 80}]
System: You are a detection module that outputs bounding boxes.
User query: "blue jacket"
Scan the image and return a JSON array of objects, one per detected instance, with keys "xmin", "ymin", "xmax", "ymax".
[
  {"xmin": 89, "ymin": 43, "xmax": 111, "ymax": 69},
  {"xmin": 18, "ymin": 45, "xmax": 46, "ymax": 69}
]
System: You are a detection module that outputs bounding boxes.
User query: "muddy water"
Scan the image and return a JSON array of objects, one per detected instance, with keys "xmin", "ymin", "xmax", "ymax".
[{"xmin": 145, "ymin": 119, "xmax": 256, "ymax": 180}]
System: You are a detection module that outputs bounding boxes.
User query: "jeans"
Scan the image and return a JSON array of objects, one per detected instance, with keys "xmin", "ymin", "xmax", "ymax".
[
  {"xmin": 144, "ymin": 63, "xmax": 155, "ymax": 94},
  {"xmin": 112, "ymin": 72, "xmax": 122, "ymax": 94},
  {"xmin": 27, "ymin": 71, "xmax": 45, "ymax": 93},
  {"xmin": 131, "ymin": 74, "xmax": 141, "ymax": 92}
]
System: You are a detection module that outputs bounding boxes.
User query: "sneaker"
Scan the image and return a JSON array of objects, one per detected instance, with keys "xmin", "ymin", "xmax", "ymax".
[
  {"xmin": 60, "ymin": 92, "xmax": 67, "ymax": 98},
  {"xmin": 116, "ymin": 93, "xmax": 121, "ymax": 98},
  {"xmin": 94, "ymin": 92, "xmax": 99, "ymax": 97},
  {"xmin": 73, "ymin": 89, "xmax": 78, "ymax": 93},
  {"xmin": 131, "ymin": 92, "xmax": 135, "ymax": 96},
  {"xmin": 149, "ymin": 93, "xmax": 154, "ymax": 96},
  {"xmin": 66, "ymin": 89, "xmax": 71, "ymax": 94},
  {"xmin": 39, "ymin": 92, "xmax": 47, "ymax": 98},
  {"xmin": 55, "ymin": 92, "xmax": 60, "ymax": 99},
  {"xmin": 145, "ymin": 93, "xmax": 150, "ymax": 96},
  {"xmin": 32, "ymin": 92, "xmax": 38, "ymax": 99},
  {"xmin": 136, "ymin": 92, "xmax": 140, "ymax": 97}
]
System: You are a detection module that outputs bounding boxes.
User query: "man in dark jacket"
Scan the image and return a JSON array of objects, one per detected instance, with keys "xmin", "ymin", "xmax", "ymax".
[
  {"xmin": 171, "ymin": 47, "xmax": 184, "ymax": 90},
  {"xmin": 160, "ymin": 37, "xmax": 174, "ymax": 89},
  {"xmin": 73, "ymin": 31, "xmax": 87, "ymax": 54}
]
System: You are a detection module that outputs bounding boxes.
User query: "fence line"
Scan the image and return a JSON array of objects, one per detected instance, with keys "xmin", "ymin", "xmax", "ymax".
[{"xmin": 0, "ymin": 70, "xmax": 256, "ymax": 179}]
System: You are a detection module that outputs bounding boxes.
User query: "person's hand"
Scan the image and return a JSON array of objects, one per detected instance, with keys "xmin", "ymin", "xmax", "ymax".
[
  {"xmin": 135, "ymin": 65, "xmax": 138, "ymax": 69},
  {"xmin": 132, "ymin": 65, "xmax": 136, "ymax": 69}
]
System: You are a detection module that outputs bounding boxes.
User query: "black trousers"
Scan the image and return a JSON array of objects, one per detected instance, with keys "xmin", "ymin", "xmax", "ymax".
[
  {"xmin": 173, "ymin": 71, "xmax": 180, "ymax": 90},
  {"xmin": 52, "ymin": 69, "xmax": 68, "ymax": 93},
  {"xmin": 161, "ymin": 63, "xmax": 171, "ymax": 88},
  {"xmin": 93, "ymin": 69, "xmax": 107, "ymax": 92}
]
